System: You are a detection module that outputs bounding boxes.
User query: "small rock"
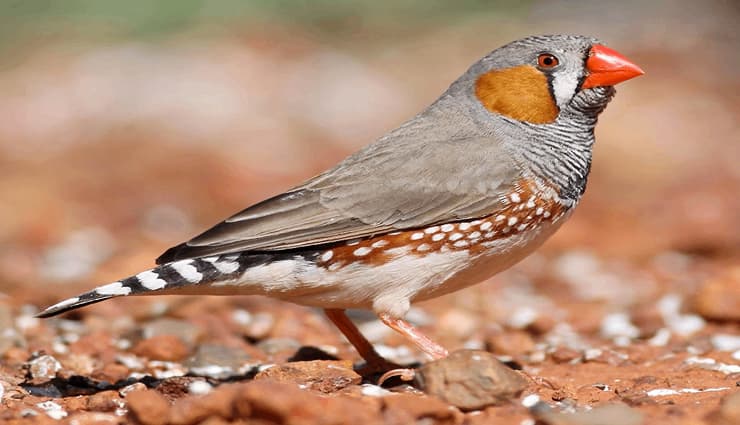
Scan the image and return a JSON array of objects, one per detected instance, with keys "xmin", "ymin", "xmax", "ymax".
[
  {"xmin": 27, "ymin": 354, "xmax": 62, "ymax": 381},
  {"xmin": 711, "ymin": 334, "xmax": 740, "ymax": 351},
  {"xmin": 61, "ymin": 353, "xmax": 96, "ymax": 376},
  {"xmin": 186, "ymin": 344, "xmax": 255, "ymax": 379},
  {"xmin": 95, "ymin": 362, "xmax": 130, "ymax": 383},
  {"xmin": 242, "ymin": 312, "xmax": 275, "ymax": 340},
  {"xmin": 66, "ymin": 412, "xmax": 120, "ymax": 425},
  {"xmin": 256, "ymin": 337, "xmax": 302, "ymax": 355},
  {"xmin": 709, "ymin": 391, "xmax": 740, "ymax": 425},
  {"xmin": 86, "ymin": 390, "xmax": 123, "ymax": 412},
  {"xmin": 119, "ymin": 382, "xmax": 147, "ymax": 397},
  {"xmin": 133, "ymin": 335, "xmax": 190, "ymax": 361},
  {"xmin": 188, "ymin": 380, "xmax": 213, "ymax": 395},
  {"xmin": 531, "ymin": 403, "xmax": 642, "ymax": 425},
  {"xmin": 142, "ymin": 318, "xmax": 202, "ymax": 348},
  {"xmin": 68, "ymin": 412, "xmax": 121, "ymax": 425},
  {"xmin": 36, "ymin": 400, "xmax": 68, "ymax": 420},
  {"xmin": 126, "ymin": 389, "xmax": 171, "ymax": 425},
  {"xmin": 550, "ymin": 347, "xmax": 582, "ymax": 364},
  {"xmin": 437, "ymin": 308, "xmax": 479, "ymax": 339},
  {"xmin": 693, "ymin": 267, "xmax": 740, "ymax": 321},
  {"xmin": 254, "ymin": 360, "xmax": 361, "ymax": 393},
  {"xmin": 485, "ymin": 330, "xmax": 535, "ymax": 357},
  {"xmin": 169, "ymin": 384, "xmax": 242, "ymax": 424},
  {"xmin": 415, "ymin": 350, "xmax": 528, "ymax": 410},
  {"xmin": 382, "ymin": 393, "xmax": 462, "ymax": 424}
]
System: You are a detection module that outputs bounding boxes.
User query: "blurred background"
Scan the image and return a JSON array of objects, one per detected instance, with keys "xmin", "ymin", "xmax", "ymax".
[{"xmin": 0, "ymin": 0, "xmax": 737, "ymax": 318}]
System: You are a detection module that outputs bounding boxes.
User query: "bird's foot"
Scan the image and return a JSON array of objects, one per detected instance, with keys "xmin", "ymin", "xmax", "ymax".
[{"xmin": 377, "ymin": 368, "xmax": 416, "ymax": 385}]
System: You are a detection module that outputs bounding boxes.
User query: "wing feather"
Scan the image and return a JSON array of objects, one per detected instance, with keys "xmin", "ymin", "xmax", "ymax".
[{"xmin": 157, "ymin": 135, "xmax": 520, "ymax": 264}]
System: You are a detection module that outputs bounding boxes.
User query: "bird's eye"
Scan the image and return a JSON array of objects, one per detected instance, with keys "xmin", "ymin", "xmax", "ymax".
[{"xmin": 537, "ymin": 53, "xmax": 559, "ymax": 68}]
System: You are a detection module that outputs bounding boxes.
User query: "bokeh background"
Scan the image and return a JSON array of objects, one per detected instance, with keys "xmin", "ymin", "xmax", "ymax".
[{"xmin": 0, "ymin": 0, "xmax": 738, "ymax": 321}]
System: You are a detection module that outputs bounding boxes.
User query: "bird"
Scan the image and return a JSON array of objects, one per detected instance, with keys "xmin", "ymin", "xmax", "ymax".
[{"xmin": 38, "ymin": 34, "xmax": 643, "ymax": 376}]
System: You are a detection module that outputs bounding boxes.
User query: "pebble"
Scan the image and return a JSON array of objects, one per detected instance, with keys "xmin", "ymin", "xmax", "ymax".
[
  {"xmin": 242, "ymin": 312, "xmax": 276, "ymax": 339},
  {"xmin": 116, "ymin": 353, "xmax": 146, "ymax": 370},
  {"xmin": 133, "ymin": 334, "xmax": 190, "ymax": 361},
  {"xmin": 255, "ymin": 337, "xmax": 301, "ymax": 355},
  {"xmin": 186, "ymin": 344, "xmax": 255, "ymax": 379},
  {"xmin": 126, "ymin": 389, "xmax": 170, "ymax": 425},
  {"xmin": 415, "ymin": 350, "xmax": 528, "ymax": 410},
  {"xmin": 550, "ymin": 347, "xmax": 582, "ymax": 364},
  {"xmin": 647, "ymin": 328, "xmax": 672, "ymax": 346},
  {"xmin": 600, "ymin": 312, "xmax": 640, "ymax": 342},
  {"xmin": 148, "ymin": 360, "xmax": 188, "ymax": 379},
  {"xmin": 86, "ymin": 390, "xmax": 124, "ymax": 412},
  {"xmin": 684, "ymin": 356, "xmax": 740, "ymax": 375},
  {"xmin": 142, "ymin": 318, "xmax": 201, "ymax": 348},
  {"xmin": 36, "ymin": 400, "xmax": 68, "ymax": 420},
  {"xmin": 27, "ymin": 354, "xmax": 62, "ymax": 381},
  {"xmin": 711, "ymin": 391, "xmax": 740, "ymax": 425},
  {"xmin": 254, "ymin": 360, "xmax": 361, "ymax": 393},
  {"xmin": 711, "ymin": 334, "xmax": 740, "ymax": 351},
  {"xmin": 531, "ymin": 403, "xmax": 642, "ymax": 425},
  {"xmin": 507, "ymin": 306, "xmax": 540, "ymax": 329},
  {"xmin": 188, "ymin": 380, "xmax": 213, "ymax": 395},
  {"xmin": 437, "ymin": 308, "xmax": 479, "ymax": 339},
  {"xmin": 119, "ymin": 382, "xmax": 147, "ymax": 397},
  {"xmin": 486, "ymin": 330, "xmax": 535, "ymax": 357},
  {"xmin": 361, "ymin": 384, "xmax": 392, "ymax": 397},
  {"xmin": 693, "ymin": 267, "xmax": 740, "ymax": 321}
]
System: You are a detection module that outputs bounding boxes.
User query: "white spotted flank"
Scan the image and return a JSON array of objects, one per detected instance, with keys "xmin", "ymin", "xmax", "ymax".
[
  {"xmin": 353, "ymin": 247, "xmax": 372, "ymax": 257},
  {"xmin": 440, "ymin": 224, "xmax": 455, "ymax": 232},
  {"xmin": 320, "ymin": 250, "xmax": 334, "ymax": 262}
]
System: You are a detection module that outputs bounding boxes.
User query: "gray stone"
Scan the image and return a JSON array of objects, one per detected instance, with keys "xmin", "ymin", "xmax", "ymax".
[
  {"xmin": 142, "ymin": 318, "xmax": 201, "ymax": 348},
  {"xmin": 255, "ymin": 337, "xmax": 301, "ymax": 355},
  {"xmin": 414, "ymin": 349, "xmax": 528, "ymax": 410},
  {"xmin": 185, "ymin": 344, "xmax": 255, "ymax": 379}
]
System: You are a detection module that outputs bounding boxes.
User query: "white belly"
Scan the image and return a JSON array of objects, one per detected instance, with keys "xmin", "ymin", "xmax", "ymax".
[{"xmin": 213, "ymin": 214, "xmax": 568, "ymax": 319}]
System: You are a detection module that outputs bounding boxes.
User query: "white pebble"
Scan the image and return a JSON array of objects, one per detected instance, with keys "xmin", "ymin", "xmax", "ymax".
[
  {"xmin": 188, "ymin": 380, "xmax": 213, "ymax": 395},
  {"xmin": 521, "ymin": 394, "xmax": 540, "ymax": 407}
]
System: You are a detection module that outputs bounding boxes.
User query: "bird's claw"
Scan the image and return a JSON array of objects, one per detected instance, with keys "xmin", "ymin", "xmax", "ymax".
[{"xmin": 377, "ymin": 368, "xmax": 416, "ymax": 385}]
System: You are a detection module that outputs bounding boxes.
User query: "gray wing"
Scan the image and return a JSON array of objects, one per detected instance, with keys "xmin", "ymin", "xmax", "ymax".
[{"xmin": 157, "ymin": 135, "xmax": 519, "ymax": 263}]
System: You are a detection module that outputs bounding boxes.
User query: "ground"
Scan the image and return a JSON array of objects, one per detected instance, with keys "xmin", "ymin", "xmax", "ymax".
[{"xmin": 0, "ymin": 6, "xmax": 738, "ymax": 424}]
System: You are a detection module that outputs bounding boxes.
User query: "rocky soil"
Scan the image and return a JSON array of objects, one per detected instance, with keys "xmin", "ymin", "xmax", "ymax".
[{"xmin": 1, "ymin": 8, "xmax": 738, "ymax": 424}]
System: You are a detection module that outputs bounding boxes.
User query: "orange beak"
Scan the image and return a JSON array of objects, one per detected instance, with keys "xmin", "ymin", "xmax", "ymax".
[{"xmin": 581, "ymin": 44, "xmax": 644, "ymax": 89}]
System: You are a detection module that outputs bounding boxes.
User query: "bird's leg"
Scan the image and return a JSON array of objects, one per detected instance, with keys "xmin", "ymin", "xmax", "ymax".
[
  {"xmin": 324, "ymin": 309, "xmax": 402, "ymax": 375},
  {"xmin": 375, "ymin": 312, "xmax": 449, "ymax": 385},
  {"xmin": 377, "ymin": 312, "xmax": 449, "ymax": 359}
]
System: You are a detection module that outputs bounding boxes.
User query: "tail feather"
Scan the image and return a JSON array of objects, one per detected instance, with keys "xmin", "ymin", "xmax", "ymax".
[{"xmin": 36, "ymin": 253, "xmax": 256, "ymax": 318}]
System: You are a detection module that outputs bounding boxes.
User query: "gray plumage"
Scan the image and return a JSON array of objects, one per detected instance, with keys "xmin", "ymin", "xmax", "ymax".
[{"xmin": 158, "ymin": 34, "xmax": 611, "ymax": 263}]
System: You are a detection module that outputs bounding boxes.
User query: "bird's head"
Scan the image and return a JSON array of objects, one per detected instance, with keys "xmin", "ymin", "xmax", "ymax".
[{"xmin": 458, "ymin": 34, "xmax": 644, "ymax": 125}]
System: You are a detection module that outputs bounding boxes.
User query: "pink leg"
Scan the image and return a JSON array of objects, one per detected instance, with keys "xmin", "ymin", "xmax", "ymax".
[
  {"xmin": 324, "ymin": 309, "xmax": 397, "ymax": 371},
  {"xmin": 378, "ymin": 312, "xmax": 449, "ymax": 360}
]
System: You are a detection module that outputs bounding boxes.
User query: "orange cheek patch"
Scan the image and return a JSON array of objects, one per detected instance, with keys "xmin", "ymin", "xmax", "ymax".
[{"xmin": 475, "ymin": 65, "xmax": 559, "ymax": 124}]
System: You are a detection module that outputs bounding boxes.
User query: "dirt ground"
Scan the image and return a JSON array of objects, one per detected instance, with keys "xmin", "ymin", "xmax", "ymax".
[{"xmin": 0, "ymin": 4, "xmax": 739, "ymax": 424}]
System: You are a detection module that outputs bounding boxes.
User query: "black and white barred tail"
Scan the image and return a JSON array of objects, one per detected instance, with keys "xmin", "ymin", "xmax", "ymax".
[{"xmin": 36, "ymin": 252, "xmax": 278, "ymax": 318}]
